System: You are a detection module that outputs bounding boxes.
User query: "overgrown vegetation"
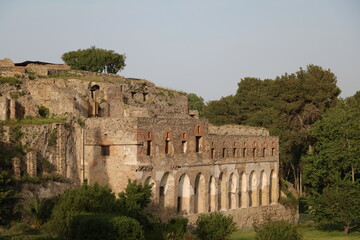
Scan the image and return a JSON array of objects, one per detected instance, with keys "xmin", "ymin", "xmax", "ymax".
[
  {"xmin": 195, "ymin": 212, "xmax": 237, "ymax": 240},
  {"xmin": 0, "ymin": 76, "xmax": 23, "ymax": 85},
  {"xmin": 37, "ymin": 106, "xmax": 50, "ymax": 118},
  {"xmin": 253, "ymin": 220, "xmax": 302, "ymax": 240}
]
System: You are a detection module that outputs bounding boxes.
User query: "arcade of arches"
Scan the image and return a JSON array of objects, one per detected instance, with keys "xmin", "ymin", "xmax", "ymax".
[{"xmin": 143, "ymin": 167, "xmax": 279, "ymax": 215}]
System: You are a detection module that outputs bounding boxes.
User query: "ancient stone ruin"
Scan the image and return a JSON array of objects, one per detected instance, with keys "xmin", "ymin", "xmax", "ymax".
[{"xmin": 0, "ymin": 58, "xmax": 297, "ymax": 227}]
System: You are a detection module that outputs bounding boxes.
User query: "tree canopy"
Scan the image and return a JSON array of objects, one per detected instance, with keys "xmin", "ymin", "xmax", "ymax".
[
  {"xmin": 62, "ymin": 46, "xmax": 126, "ymax": 74},
  {"xmin": 203, "ymin": 65, "xmax": 341, "ymax": 194}
]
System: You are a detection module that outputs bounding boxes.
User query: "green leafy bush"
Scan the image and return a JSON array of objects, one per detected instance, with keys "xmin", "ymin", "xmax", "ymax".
[
  {"xmin": 69, "ymin": 213, "xmax": 144, "ymax": 240},
  {"xmin": 195, "ymin": 212, "xmax": 237, "ymax": 240},
  {"xmin": 37, "ymin": 106, "xmax": 50, "ymax": 118},
  {"xmin": 44, "ymin": 183, "xmax": 117, "ymax": 238},
  {"xmin": 254, "ymin": 220, "xmax": 302, "ymax": 240},
  {"xmin": 164, "ymin": 217, "xmax": 188, "ymax": 236}
]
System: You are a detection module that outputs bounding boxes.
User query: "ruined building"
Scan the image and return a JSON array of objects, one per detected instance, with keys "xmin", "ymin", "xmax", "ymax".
[{"xmin": 0, "ymin": 58, "xmax": 296, "ymax": 227}]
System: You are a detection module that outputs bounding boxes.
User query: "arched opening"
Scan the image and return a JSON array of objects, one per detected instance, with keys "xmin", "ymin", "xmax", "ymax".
[
  {"xmin": 194, "ymin": 173, "xmax": 206, "ymax": 214},
  {"xmin": 160, "ymin": 172, "xmax": 175, "ymax": 208},
  {"xmin": 178, "ymin": 174, "xmax": 191, "ymax": 214},
  {"xmin": 228, "ymin": 173, "xmax": 237, "ymax": 209},
  {"xmin": 249, "ymin": 171, "xmax": 258, "ymax": 207},
  {"xmin": 259, "ymin": 171, "xmax": 268, "ymax": 205},
  {"xmin": 218, "ymin": 172, "xmax": 227, "ymax": 210},
  {"xmin": 145, "ymin": 176, "xmax": 156, "ymax": 200},
  {"xmin": 270, "ymin": 170, "xmax": 278, "ymax": 204},
  {"xmin": 208, "ymin": 176, "xmax": 216, "ymax": 212}
]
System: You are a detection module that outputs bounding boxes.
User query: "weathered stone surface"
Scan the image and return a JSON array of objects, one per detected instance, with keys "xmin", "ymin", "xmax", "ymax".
[{"xmin": 0, "ymin": 58, "xmax": 14, "ymax": 68}]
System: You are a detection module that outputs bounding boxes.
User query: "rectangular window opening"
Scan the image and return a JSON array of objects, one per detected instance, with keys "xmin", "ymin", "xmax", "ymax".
[
  {"xmin": 253, "ymin": 148, "xmax": 256, "ymax": 157},
  {"xmin": 233, "ymin": 148, "xmax": 237, "ymax": 157},
  {"xmin": 165, "ymin": 140, "xmax": 170, "ymax": 154},
  {"xmin": 222, "ymin": 148, "xmax": 226, "ymax": 158},
  {"xmin": 195, "ymin": 136, "xmax": 202, "ymax": 153},
  {"xmin": 242, "ymin": 148, "xmax": 246, "ymax": 157},
  {"xmin": 146, "ymin": 141, "xmax": 151, "ymax": 156},
  {"xmin": 101, "ymin": 146, "xmax": 110, "ymax": 156}
]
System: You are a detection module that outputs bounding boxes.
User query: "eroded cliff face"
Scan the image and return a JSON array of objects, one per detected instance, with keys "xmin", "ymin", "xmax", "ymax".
[{"xmin": 0, "ymin": 117, "xmax": 83, "ymax": 185}]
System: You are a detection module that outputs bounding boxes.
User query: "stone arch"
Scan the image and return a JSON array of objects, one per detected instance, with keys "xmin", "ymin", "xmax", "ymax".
[
  {"xmin": 160, "ymin": 172, "xmax": 175, "ymax": 208},
  {"xmin": 208, "ymin": 176, "xmax": 216, "ymax": 212},
  {"xmin": 145, "ymin": 176, "xmax": 156, "ymax": 200},
  {"xmin": 249, "ymin": 171, "xmax": 258, "ymax": 207},
  {"xmin": 218, "ymin": 172, "xmax": 227, "ymax": 210},
  {"xmin": 178, "ymin": 173, "xmax": 191, "ymax": 214},
  {"xmin": 194, "ymin": 173, "xmax": 206, "ymax": 214},
  {"xmin": 228, "ymin": 173, "xmax": 237, "ymax": 209},
  {"xmin": 270, "ymin": 170, "xmax": 278, "ymax": 204},
  {"xmin": 259, "ymin": 170, "xmax": 269, "ymax": 205},
  {"xmin": 239, "ymin": 172, "xmax": 247, "ymax": 208}
]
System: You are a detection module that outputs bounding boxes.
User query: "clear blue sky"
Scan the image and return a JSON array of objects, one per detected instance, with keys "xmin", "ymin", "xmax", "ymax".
[{"xmin": 1, "ymin": 0, "xmax": 359, "ymax": 101}]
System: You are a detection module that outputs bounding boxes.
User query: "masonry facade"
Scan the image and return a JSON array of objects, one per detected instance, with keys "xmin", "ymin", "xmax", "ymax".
[{"xmin": 0, "ymin": 58, "xmax": 296, "ymax": 227}]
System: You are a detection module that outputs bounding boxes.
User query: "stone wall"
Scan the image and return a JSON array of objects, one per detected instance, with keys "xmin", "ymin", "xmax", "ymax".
[{"xmin": 209, "ymin": 124, "xmax": 269, "ymax": 136}]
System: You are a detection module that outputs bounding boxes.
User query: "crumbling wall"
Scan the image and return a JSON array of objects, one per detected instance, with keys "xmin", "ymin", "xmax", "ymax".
[
  {"xmin": 209, "ymin": 124, "xmax": 269, "ymax": 136},
  {"xmin": 0, "ymin": 119, "xmax": 82, "ymax": 184}
]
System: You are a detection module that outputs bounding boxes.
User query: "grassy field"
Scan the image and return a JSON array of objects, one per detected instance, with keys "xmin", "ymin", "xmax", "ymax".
[{"xmin": 229, "ymin": 226, "xmax": 360, "ymax": 240}]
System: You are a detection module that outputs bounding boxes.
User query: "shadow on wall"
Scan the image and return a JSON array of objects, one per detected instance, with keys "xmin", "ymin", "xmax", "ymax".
[{"xmin": 87, "ymin": 126, "xmax": 109, "ymax": 186}]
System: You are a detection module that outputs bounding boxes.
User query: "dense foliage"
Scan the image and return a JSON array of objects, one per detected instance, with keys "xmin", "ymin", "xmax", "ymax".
[
  {"xmin": 302, "ymin": 92, "xmax": 360, "ymax": 233},
  {"xmin": 69, "ymin": 213, "xmax": 144, "ymax": 240},
  {"xmin": 188, "ymin": 93, "xmax": 205, "ymax": 117},
  {"xmin": 45, "ymin": 183, "xmax": 117, "ymax": 238},
  {"xmin": 254, "ymin": 220, "xmax": 302, "ymax": 240},
  {"xmin": 0, "ymin": 171, "xmax": 17, "ymax": 225},
  {"xmin": 307, "ymin": 181, "xmax": 360, "ymax": 234},
  {"xmin": 203, "ymin": 65, "xmax": 341, "ymax": 194},
  {"xmin": 195, "ymin": 212, "xmax": 237, "ymax": 240},
  {"xmin": 62, "ymin": 46, "xmax": 126, "ymax": 74},
  {"xmin": 302, "ymin": 93, "xmax": 360, "ymax": 192}
]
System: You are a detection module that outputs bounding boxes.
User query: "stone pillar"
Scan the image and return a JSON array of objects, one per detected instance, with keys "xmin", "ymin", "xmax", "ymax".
[
  {"xmin": 10, "ymin": 99, "xmax": 16, "ymax": 120},
  {"xmin": 55, "ymin": 125, "xmax": 67, "ymax": 176},
  {"xmin": 26, "ymin": 152, "xmax": 37, "ymax": 177},
  {"xmin": 0, "ymin": 96, "xmax": 10, "ymax": 120},
  {"xmin": 12, "ymin": 157, "xmax": 21, "ymax": 178}
]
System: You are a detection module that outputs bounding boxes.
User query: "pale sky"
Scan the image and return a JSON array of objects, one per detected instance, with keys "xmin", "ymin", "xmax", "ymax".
[{"xmin": 0, "ymin": 0, "xmax": 359, "ymax": 101}]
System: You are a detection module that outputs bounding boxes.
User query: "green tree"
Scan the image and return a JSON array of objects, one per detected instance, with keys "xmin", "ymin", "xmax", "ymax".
[
  {"xmin": 203, "ymin": 95, "xmax": 239, "ymax": 125},
  {"xmin": 302, "ymin": 94, "xmax": 360, "ymax": 192},
  {"xmin": 0, "ymin": 171, "xmax": 17, "ymax": 225},
  {"xmin": 188, "ymin": 93, "xmax": 205, "ymax": 117},
  {"xmin": 62, "ymin": 46, "xmax": 126, "ymax": 74},
  {"xmin": 307, "ymin": 181, "xmax": 360, "ymax": 234},
  {"xmin": 203, "ymin": 65, "xmax": 341, "ymax": 195},
  {"xmin": 117, "ymin": 179, "xmax": 152, "ymax": 225}
]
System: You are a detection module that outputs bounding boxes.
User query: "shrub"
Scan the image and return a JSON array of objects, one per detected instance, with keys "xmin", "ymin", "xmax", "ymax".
[
  {"xmin": 37, "ymin": 106, "xmax": 50, "ymax": 118},
  {"xmin": 195, "ymin": 212, "xmax": 237, "ymax": 240},
  {"xmin": 254, "ymin": 220, "xmax": 302, "ymax": 240},
  {"xmin": 69, "ymin": 213, "xmax": 144, "ymax": 240},
  {"xmin": 164, "ymin": 217, "xmax": 188, "ymax": 236},
  {"xmin": 44, "ymin": 183, "xmax": 117, "ymax": 238},
  {"xmin": 111, "ymin": 215, "xmax": 144, "ymax": 240}
]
